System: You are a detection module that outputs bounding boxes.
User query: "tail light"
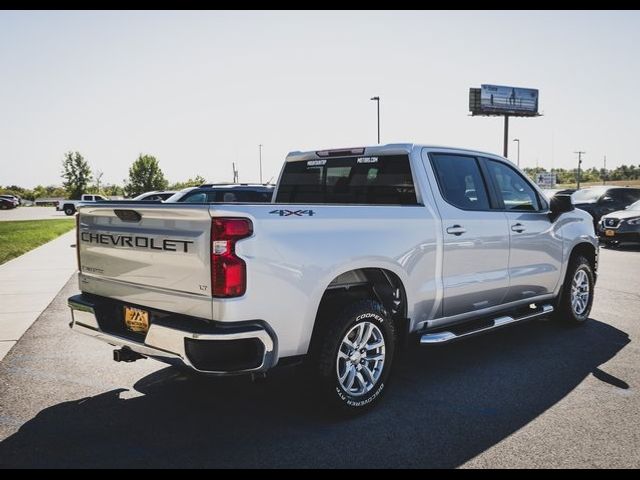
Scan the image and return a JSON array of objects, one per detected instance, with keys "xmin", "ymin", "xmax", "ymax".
[
  {"xmin": 75, "ymin": 213, "xmax": 81, "ymax": 271},
  {"xmin": 211, "ymin": 218, "xmax": 253, "ymax": 297}
]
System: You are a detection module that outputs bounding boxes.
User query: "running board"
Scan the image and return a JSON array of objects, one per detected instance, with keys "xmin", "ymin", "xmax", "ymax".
[{"xmin": 420, "ymin": 304, "xmax": 554, "ymax": 345}]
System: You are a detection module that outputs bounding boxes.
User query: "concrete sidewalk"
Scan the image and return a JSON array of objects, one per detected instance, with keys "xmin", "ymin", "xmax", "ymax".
[{"xmin": 0, "ymin": 230, "xmax": 77, "ymax": 361}]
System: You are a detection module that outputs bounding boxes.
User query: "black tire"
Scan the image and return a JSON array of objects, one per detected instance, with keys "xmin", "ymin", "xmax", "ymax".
[
  {"xmin": 309, "ymin": 298, "xmax": 396, "ymax": 415},
  {"xmin": 64, "ymin": 205, "xmax": 75, "ymax": 216},
  {"xmin": 554, "ymin": 254, "xmax": 594, "ymax": 325}
]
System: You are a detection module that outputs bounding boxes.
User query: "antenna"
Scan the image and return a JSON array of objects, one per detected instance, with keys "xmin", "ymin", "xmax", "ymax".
[{"xmin": 232, "ymin": 162, "xmax": 239, "ymax": 183}]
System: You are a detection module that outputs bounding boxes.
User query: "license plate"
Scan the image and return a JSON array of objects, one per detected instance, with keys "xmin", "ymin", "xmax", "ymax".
[
  {"xmin": 124, "ymin": 306, "xmax": 149, "ymax": 333},
  {"xmin": 605, "ymin": 229, "xmax": 615, "ymax": 237}
]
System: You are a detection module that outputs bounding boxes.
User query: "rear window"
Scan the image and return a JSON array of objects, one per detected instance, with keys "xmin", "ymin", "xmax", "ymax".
[
  {"xmin": 179, "ymin": 189, "xmax": 273, "ymax": 203},
  {"xmin": 275, "ymin": 155, "xmax": 418, "ymax": 205}
]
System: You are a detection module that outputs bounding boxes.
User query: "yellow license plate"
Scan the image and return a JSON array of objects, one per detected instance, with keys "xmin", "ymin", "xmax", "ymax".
[
  {"xmin": 605, "ymin": 229, "xmax": 615, "ymax": 237},
  {"xmin": 124, "ymin": 306, "xmax": 149, "ymax": 333}
]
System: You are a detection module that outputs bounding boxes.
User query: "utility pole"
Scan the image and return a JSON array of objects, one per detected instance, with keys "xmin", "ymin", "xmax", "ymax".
[
  {"xmin": 513, "ymin": 138, "xmax": 520, "ymax": 167},
  {"xmin": 258, "ymin": 144, "xmax": 263, "ymax": 184},
  {"xmin": 574, "ymin": 151, "xmax": 585, "ymax": 190},
  {"xmin": 603, "ymin": 155, "xmax": 607, "ymax": 185},
  {"xmin": 232, "ymin": 162, "xmax": 239, "ymax": 183},
  {"xmin": 370, "ymin": 96, "xmax": 380, "ymax": 144}
]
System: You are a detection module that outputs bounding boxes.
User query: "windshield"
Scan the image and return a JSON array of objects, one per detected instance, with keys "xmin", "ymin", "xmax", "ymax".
[{"xmin": 571, "ymin": 187, "xmax": 608, "ymax": 203}]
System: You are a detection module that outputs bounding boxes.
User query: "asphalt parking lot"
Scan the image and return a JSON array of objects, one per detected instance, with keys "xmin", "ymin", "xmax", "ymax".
[
  {"xmin": 0, "ymin": 206, "xmax": 68, "ymax": 222},
  {"xmin": 0, "ymin": 245, "xmax": 638, "ymax": 468}
]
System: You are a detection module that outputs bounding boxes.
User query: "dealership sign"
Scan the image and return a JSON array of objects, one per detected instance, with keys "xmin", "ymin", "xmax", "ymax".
[{"xmin": 535, "ymin": 172, "xmax": 556, "ymax": 188}]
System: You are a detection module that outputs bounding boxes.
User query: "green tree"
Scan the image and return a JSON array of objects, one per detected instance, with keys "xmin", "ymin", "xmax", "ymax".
[
  {"xmin": 124, "ymin": 154, "xmax": 168, "ymax": 197},
  {"xmin": 61, "ymin": 151, "xmax": 93, "ymax": 199},
  {"xmin": 170, "ymin": 175, "xmax": 207, "ymax": 190}
]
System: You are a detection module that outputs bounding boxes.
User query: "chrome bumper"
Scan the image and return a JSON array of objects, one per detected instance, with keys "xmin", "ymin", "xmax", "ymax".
[{"xmin": 68, "ymin": 295, "xmax": 276, "ymax": 375}]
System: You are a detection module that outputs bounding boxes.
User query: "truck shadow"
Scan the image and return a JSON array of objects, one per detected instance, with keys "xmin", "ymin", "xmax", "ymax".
[{"xmin": 0, "ymin": 317, "xmax": 629, "ymax": 468}]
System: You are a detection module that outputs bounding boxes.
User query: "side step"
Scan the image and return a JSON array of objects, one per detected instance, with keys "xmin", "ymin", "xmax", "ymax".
[{"xmin": 420, "ymin": 304, "xmax": 554, "ymax": 345}]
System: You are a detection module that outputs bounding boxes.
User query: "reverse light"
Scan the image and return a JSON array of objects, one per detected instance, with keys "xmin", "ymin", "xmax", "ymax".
[{"xmin": 211, "ymin": 218, "xmax": 253, "ymax": 297}]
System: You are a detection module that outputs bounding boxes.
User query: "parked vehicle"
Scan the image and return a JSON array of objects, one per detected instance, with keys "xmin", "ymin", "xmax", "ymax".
[
  {"xmin": 164, "ymin": 184, "xmax": 274, "ymax": 203},
  {"xmin": 0, "ymin": 195, "xmax": 19, "ymax": 208},
  {"xmin": 68, "ymin": 144, "xmax": 597, "ymax": 413},
  {"xmin": 599, "ymin": 199, "xmax": 640, "ymax": 246},
  {"xmin": 0, "ymin": 197, "xmax": 17, "ymax": 209},
  {"xmin": 541, "ymin": 188, "xmax": 576, "ymax": 199},
  {"xmin": 57, "ymin": 194, "xmax": 109, "ymax": 216},
  {"xmin": 131, "ymin": 191, "xmax": 177, "ymax": 202},
  {"xmin": 572, "ymin": 186, "xmax": 640, "ymax": 226}
]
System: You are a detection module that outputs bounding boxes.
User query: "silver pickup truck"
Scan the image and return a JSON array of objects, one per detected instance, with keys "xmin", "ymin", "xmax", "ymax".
[{"xmin": 68, "ymin": 144, "xmax": 598, "ymax": 413}]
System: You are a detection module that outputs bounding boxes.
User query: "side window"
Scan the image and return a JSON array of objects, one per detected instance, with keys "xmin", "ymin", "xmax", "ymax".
[
  {"xmin": 430, "ymin": 154, "xmax": 491, "ymax": 210},
  {"xmin": 487, "ymin": 160, "xmax": 540, "ymax": 211}
]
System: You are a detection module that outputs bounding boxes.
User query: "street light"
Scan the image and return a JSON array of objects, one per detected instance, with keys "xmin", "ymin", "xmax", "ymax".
[
  {"xmin": 513, "ymin": 138, "xmax": 520, "ymax": 167},
  {"xmin": 258, "ymin": 144, "xmax": 263, "ymax": 184},
  {"xmin": 370, "ymin": 96, "xmax": 380, "ymax": 144}
]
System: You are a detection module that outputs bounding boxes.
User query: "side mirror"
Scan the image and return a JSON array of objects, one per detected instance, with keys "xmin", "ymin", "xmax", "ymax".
[
  {"xmin": 549, "ymin": 194, "xmax": 574, "ymax": 222},
  {"xmin": 601, "ymin": 196, "xmax": 614, "ymax": 203}
]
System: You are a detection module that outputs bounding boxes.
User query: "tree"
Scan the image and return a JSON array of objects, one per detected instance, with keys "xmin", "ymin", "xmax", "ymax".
[
  {"xmin": 61, "ymin": 151, "xmax": 93, "ymax": 199},
  {"xmin": 170, "ymin": 175, "xmax": 207, "ymax": 190},
  {"xmin": 124, "ymin": 154, "xmax": 168, "ymax": 197}
]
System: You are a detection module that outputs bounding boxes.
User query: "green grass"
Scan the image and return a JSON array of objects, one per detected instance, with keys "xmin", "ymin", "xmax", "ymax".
[{"xmin": 0, "ymin": 219, "xmax": 75, "ymax": 265}]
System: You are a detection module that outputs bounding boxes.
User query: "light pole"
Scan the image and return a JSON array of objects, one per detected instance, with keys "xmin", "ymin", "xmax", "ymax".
[
  {"xmin": 370, "ymin": 96, "xmax": 380, "ymax": 144},
  {"xmin": 574, "ymin": 150, "xmax": 585, "ymax": 190},
  {"xmin": 258, "ymin": 144, "xmax": 263, "ymax": 184},
  {"xmin": 513, "ymin": 138, "xmax": 520, "ymax": 167}
]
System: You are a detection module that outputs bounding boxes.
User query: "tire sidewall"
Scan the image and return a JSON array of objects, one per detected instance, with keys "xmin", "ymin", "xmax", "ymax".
[
  {"xmin": 64, "ymin": 206, "xmax": 75, "ymax": 216},
  {"xmin": 562, "ymin": 257, "xmax": 594, "ymax": 323},
  {"xmin": 316, "ymin": 300, "xmax": 396, "ymax": 413}
]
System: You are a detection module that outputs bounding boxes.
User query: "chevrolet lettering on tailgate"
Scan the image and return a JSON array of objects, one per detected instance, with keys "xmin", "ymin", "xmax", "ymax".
[{"xmin": 80, "ymin": 232, "xmax": 193, "ymax": 253}]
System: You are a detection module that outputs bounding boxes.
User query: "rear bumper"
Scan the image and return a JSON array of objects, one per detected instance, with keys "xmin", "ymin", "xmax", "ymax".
[{"xmin": 68, "ymin": 294, "xmax": 277, "ymax": 375}]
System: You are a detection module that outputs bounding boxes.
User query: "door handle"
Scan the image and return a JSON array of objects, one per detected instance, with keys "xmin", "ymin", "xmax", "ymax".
[
  {"xmin": 446, "ymin": 225, "xmax": 466, "ymax": 236},
  {"xmin": 511, "ymin": 223, "xmax": 526, "ymax": 233}
]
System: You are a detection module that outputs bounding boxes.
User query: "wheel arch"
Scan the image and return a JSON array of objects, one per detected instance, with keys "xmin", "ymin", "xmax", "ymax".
[{"xmin": 306, "ymin": 266, "xmax": 410, "ymax": 356}]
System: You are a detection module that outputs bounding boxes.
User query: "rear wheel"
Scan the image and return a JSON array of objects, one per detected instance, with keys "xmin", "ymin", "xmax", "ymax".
[
  {"xmin": 554, "ymin": 255, "xmax": 594, "ymax": 324},
  {"xmin": 310, "ymin": 299, "xmax": 396, "ymax": 414}
]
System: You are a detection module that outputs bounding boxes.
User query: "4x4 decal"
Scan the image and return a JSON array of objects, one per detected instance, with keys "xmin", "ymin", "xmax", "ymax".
[{"xmin": 269, "ymin": 209, "xmax": 315, "ymax": 217}]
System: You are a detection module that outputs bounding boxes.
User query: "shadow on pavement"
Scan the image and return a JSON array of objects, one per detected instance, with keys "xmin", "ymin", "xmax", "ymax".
[{"xmin": 0, "ymin": 317, "xmax": 629, "ymax": 468}]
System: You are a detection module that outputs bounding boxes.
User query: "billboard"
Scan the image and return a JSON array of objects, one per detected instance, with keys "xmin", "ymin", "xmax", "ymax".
[
  {"xmin": 476, "ymin": 84, "xmax": 539, "ymax": 116},
  {"xmin": 535, "ymin": 172, "xmax": 556, "ymax": 188}
]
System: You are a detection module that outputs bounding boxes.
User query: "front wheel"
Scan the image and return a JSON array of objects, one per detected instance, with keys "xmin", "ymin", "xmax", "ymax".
[
  {"xmin": 64, "ymin": 206, "xmax": 75, "ymax": 216},
  {"xmin": 311, "ymin": 299, "xmax": 396, "ymax": 415},
  {"xmin": 554, "ymin": 255, "xmax": 595, "ymax": 324}
]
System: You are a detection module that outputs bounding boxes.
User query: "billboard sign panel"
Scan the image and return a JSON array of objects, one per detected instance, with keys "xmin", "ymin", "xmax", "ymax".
[
  {"xmin": 535, "ymin": 172, "xmax": 556, "ymax": 188},
  {"xmin": 480, "ymin": 84, "xmax": 539, "ymax": 115}
]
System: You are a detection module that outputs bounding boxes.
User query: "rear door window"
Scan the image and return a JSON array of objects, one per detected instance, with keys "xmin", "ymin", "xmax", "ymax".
[
  {"xmin": 275, "ymin": 155, "xmax": 417, "ymax": 205},
  {"xmin": 429, "ymin": 154, "xmax": 491, "ymax": 210}
]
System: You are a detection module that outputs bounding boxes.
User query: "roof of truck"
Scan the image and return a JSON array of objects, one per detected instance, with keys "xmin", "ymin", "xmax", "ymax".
[{"xmin": 285, "ymin": 143, "xmax": 504, "ymax": 162}]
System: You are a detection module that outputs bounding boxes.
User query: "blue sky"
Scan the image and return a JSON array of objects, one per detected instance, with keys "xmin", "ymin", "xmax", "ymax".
[{"xmin": 1, "ymin": 11, "xmax": 639, "ymax": 187}]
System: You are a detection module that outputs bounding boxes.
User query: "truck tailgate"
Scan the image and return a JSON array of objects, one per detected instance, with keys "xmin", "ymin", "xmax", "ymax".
[{"xmin": 77, "ymin": 204, "xmax": 213, "ymax": 317}]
